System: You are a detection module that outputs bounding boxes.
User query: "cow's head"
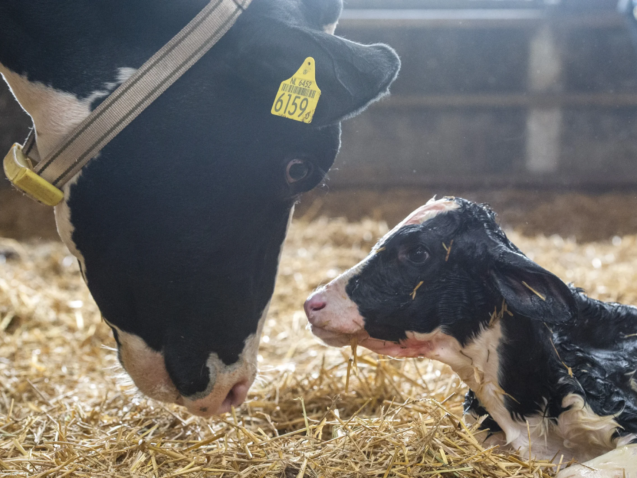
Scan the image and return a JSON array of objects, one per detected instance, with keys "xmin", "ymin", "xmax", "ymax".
[
  {"xmin": 0, "ymin": 0, "xmax": 400, "ymax": 415},
  {"xmin": 305, "ymin": 197, "xmax": 576, "ymax": 358}
]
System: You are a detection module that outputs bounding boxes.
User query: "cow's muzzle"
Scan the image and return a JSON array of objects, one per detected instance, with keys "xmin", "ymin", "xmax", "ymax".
[{"xmin": 112, "ymin": 325, "xmax": 255, "ymax": 417}]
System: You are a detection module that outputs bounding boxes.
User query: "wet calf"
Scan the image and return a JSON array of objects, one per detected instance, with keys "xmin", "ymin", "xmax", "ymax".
[{"xmin": 305, "ymin": 197, "xmax": 637, "ymax": 477}]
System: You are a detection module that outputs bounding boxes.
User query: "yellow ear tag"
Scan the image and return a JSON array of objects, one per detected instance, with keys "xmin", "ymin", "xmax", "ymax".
[{"xmin": 271, "ymin": 57, "xmax": 321, "ymax": 124}]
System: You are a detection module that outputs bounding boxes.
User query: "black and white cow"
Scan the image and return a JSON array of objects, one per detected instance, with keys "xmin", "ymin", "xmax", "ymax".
[
  {"xmin": 0, "ymin": 0, "xmax": 400, "ymax": 416},
  {"xmin": 305, "ymin": 198, "xmax": 637, "ymax": 477}
]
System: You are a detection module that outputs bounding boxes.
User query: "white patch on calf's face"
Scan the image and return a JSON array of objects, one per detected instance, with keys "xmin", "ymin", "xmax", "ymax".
[
  {"xmin": 370, "ymin": 198, "xmax": 458, "ymax": 253},
  {"xmin": 306, "ymin": 260, "xmax": 367, "ymax": 336}
]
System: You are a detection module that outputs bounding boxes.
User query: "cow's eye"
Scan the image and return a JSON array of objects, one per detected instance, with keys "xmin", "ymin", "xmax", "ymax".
[
  {"xmin": 286, "ymin": 159, "xmax": 312, "ymax": 183},
  {"xmin": 400, "ymin": 246, "xmax": 429, "ymax": 265}
]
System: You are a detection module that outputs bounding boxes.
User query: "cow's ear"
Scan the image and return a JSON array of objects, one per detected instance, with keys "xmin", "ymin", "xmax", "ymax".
[
  {"xmin": 489, "ymin": 250, "xmax": 576, "ymax": 324},
  {"xmin": 230, "ymin": 18, "xmax": 400, "ymax": 126}
]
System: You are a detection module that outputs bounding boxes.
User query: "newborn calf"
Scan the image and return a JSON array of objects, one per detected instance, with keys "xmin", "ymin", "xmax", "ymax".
[{"xmin": 305, "ymin": 197, "xmax": 637, "ymax": 477}]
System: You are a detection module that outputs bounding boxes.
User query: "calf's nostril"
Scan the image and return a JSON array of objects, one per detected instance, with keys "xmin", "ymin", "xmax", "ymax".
[
  {"xmin": 313, "ymin": 301, "xmax": 326, "ymax": 311},
  {"xmin": 304, "ymin": 297, "xmax": 327, "ymax": 318}
]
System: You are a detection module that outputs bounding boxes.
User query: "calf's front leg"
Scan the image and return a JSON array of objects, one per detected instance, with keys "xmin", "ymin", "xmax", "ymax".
[
  {"xmin": 556, "ymin": 445, "xmax": 637, "ymax": 478},
  {"xmin": 463, "ymin": 390, "xmax": 507, "ymax": 448}
]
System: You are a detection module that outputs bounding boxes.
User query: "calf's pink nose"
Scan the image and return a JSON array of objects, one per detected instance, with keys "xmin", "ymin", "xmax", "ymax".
[{"xmin": 304, "ymin": 293, "xmax": 327, "ymax": 323}]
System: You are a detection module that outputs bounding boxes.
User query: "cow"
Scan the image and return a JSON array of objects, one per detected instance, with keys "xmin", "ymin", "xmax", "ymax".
[
  {"xmin": 0, "ymin": 0, "xmax": 400, "ymax": 416},
  {"xmin": 305, "ymin": 197, "xmax": 637, "ymax": 477}
]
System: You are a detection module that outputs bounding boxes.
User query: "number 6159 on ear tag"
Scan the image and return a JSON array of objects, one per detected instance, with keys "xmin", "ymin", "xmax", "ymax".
[{"xmin": 271, "ymin": 57, "xmax": 321, "ymax": 124}]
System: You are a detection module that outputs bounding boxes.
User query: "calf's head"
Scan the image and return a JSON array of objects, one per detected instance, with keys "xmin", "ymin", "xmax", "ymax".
[
  {"xmin": 0, "ymin": 0, "xmax": 400, "ymax": 415},
  {"xmin": 305, "ymin": 198, "xmax": 576, "ymax": 359}
]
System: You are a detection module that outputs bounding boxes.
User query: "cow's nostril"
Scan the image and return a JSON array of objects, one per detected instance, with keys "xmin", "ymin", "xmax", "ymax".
[
  {"xmin": 183, "ymin": 379, "xmax": 252, "ymax": 417},
  {"xmin": 220, "ymin": 381, "xmax": 249, "ymax": 413}
]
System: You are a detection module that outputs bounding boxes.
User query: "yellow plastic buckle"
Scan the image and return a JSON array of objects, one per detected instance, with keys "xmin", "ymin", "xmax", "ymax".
[{"xmin": 3, "ymin": 144, "xmax": 64, "ymax": 206}]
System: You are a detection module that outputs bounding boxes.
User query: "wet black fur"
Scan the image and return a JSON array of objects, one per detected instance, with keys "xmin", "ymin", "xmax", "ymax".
[
  {"xmin": 0, "ymin": 0, "xmax": 400, "ymax": 398},
  {"xmin": 346, "ymin": 198, "xmax": 637, "ymax": 440},
  {"xmin": 463, "ymin": 390, "xmax": 503, "ymax": 435}
]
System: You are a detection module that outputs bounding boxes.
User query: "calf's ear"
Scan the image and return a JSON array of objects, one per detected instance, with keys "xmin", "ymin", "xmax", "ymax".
[
  {"xmin": 490, "ymin": 250, "xmax": 576, "ymax": 324},
  {"xmin": 230, "ymin": 17, "xmax": 401, "ymax": 126}
]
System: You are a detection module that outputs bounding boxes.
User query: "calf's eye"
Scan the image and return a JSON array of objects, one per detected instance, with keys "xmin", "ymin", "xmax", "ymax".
[
  {"xmin": 286, "ymin": 159, "xmax": 312, "ymax": 183},
  {"xmin": 401, "ymin": 246, "xmax": 429, "ymax": 265}
]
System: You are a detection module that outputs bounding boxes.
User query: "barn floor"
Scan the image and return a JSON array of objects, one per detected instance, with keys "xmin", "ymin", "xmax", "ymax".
[{"xmin": 1, "ymin": 191, "xmax": 637, "ymax": 477}]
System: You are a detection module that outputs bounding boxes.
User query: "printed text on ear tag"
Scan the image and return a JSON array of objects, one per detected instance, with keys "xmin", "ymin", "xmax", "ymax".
[{"xmin": 271, "ymin": 57, "xmax": 321, "ymax": 124}]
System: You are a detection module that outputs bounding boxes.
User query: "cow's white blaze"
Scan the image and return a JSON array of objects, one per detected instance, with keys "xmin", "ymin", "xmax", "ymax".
[
  {"xmin": 111, "ymin": 323, "xmax": 182, "ymax": 404},
  {"xmin": 106, "ymin": 301, "xmax": 270, "ymax": 416},
  {"xmin": 182, "ymin": 302, "xmax": 269, "ymax": 416}
]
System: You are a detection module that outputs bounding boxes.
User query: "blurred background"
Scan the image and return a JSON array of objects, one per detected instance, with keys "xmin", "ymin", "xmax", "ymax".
[{"xmin": 2, "ymin": 0, "xmax": 637, "ymax": 241}]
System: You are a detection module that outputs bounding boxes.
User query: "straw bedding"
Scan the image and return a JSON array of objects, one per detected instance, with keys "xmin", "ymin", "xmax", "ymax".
[{"xmin": 1, "ymin": 215, "xmax": 637, "ymax": 477}]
